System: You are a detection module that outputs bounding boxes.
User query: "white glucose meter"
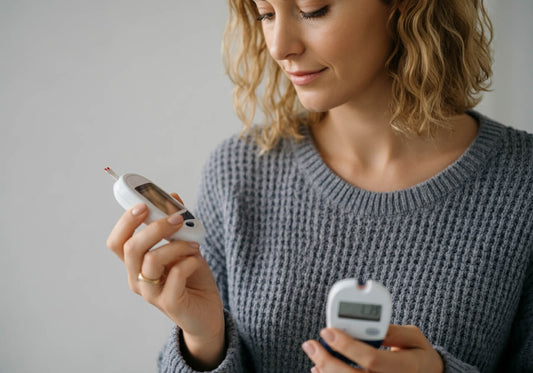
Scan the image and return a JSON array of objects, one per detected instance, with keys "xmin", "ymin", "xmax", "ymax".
[
  {"xmin": 319, "ymin": 279, "xmax": 392, "ymax": 366},
  {"xmin": 105, "ymin": 167, "xmax": 205, "ymax": 244}
]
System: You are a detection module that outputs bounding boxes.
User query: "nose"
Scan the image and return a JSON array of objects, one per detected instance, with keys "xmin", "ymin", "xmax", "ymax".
[{"xmin": 267, "ymin": 15, "xmax": 305, "ymax": 61}]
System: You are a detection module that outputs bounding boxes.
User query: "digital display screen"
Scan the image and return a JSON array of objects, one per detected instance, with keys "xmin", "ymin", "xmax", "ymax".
[
  {"xmin": 135, "ymin": 183, "xmax": 185, "ymax": 215},
  {"xmin": 338, "ymin": 302, "xmax": 382, "ymax": 321}
]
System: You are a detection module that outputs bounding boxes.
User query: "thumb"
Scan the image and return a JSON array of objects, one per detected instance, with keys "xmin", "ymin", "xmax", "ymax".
[{"xmin": 382, "ymin": 325, "xmax": 430, "ymax": 350}]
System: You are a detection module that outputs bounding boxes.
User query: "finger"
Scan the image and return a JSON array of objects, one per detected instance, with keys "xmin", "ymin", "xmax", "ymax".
[
  {"xmin": 319, "ymin": 328, "xmax": 410, "ymax": 373},
  {"xmin": 302, "ymin": 340, "xmax": 357, "ymax": 373},
  {"xmin": 141, "ymin": 240, "xmax": 200, "ymax": 280},
  {"xmin": 156, "ymin": 255, "xmax": 203, "ymax": 315},
  {"xmin": 138, "ymin": 241, "xmax": 200, "ymax": 303},
  {"xmin": 106, "ymin": 203, "xmax": 149, "ymax": 261},
  {"xmin": 170, "ymin": 192, "xmax": 184, "ymax": 205},
  {"xmin": 123, "ymin": 213, "xmax": 185, "ymax": 293},
  {"xmin": 382, "ymin": 325, "xmax": 430, "ymax": 350}
]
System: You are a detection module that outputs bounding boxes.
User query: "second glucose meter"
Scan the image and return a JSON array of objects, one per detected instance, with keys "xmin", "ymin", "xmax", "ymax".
[{"xmin": 320, "ymin": 278, "xmax": 392, "ymax": 365}]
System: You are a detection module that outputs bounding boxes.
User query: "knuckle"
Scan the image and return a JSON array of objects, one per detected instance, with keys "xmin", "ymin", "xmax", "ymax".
[
  {"xmin": 152, "ymin": 219, "xmax": 171, "ymax": 237},
  {"xmin": 123, "ymin": 239, "xmax": 137, "ymax": 256},
  {"xmin": 106, "ymin": 236, "xmax": 120, "ymax": 252},
  {"xmin": 172, "ymin": 265, "xmax": 185, "ymax": 280},
  {"xmin": 143, "ymin": 251, "xmax": 157, "ymax": 268}
]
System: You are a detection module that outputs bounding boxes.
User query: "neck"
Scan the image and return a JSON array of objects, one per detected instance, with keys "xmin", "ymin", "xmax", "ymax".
[
  {"xmin": 312, "ymin": 104, "xmax": 403, "ymax": 170},
  {"xmin": 310, "ymin": 107, "xmax": 479, "ymax": 192}
]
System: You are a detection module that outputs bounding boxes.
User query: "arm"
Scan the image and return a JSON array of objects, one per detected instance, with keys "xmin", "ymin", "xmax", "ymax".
[{"xmin": 158, "ymin": 145, "xmax": 247, "ymax": 372}]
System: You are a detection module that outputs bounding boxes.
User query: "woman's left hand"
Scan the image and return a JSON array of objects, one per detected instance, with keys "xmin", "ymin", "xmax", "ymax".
[{"xmin": 302, "ymin": 325, "xmax": 444, "ymax": 373}]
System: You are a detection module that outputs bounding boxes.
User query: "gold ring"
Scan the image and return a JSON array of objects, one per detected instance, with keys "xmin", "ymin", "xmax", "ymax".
[{"xmin": 138, "ymin": 272, "xmax": 162, "ymax": 285}]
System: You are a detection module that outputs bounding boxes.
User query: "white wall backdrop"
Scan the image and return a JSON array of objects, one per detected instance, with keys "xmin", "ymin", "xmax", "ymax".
[
  {"xmin": 0, "ymin": 1, "xmax": 531, "ymax": 372},
  {"xmin": 478, "ymin": 0, "xmax": 533, "ymax": 128}
]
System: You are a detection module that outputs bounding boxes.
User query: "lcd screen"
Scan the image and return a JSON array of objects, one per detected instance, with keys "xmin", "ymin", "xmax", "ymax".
[{"xmin": 338, "ymin": 301, "xmax": 382, "ymax": 321}]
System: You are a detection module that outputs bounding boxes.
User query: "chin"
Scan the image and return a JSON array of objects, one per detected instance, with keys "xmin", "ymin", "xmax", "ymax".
[{"xmin": 297, "ymin": 91, "xmax": 339, "ymax": 113}]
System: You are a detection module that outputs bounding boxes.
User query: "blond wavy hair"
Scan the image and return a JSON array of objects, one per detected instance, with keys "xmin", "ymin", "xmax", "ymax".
[{"xmin": 223, "ymin": 0, "xmax": 493, "ymax": 151}]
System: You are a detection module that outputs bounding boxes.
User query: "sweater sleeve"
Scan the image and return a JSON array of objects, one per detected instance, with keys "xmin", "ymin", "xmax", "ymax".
[
  {"xmin": 157, "ymin": 310, "xmax": 245, "ymax": 373},
  {"xmin": 158, "ymin": 140, "xmax": 247, "ymax": 372},
  {"xmin": 433, "ymin": 347, "xmax": 480, "ymax": 373},
  {"xmin": 496, "ymin": 257, "xmax": 533, "ymax": 372},
  {"xmin": 434, "ymin": 256, "xmax": 533, "ymax": 373}
]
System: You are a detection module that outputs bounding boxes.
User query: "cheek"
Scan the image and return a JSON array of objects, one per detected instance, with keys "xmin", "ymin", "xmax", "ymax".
[
  {"xmin": 316, "ymin": 8, "xmax": 391, "ymax": 72},
  {"xmin": 329, "ymin": 24, "xmax": 389, "ymax": 67}
]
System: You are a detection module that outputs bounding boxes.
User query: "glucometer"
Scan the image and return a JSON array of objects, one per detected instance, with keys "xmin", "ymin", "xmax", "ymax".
[
  {"xmin": 319, "ymin": 279, "xmax": 392, "ymax": 366},
  {"xmin": 105, "ymin": 167, "xmax": 205, "ymax": 244}
]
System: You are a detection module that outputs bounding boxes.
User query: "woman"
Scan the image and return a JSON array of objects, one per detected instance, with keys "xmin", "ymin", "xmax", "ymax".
[{"xmin": 107, "ymin": 0, "xmax": 532, "ymax": 371}]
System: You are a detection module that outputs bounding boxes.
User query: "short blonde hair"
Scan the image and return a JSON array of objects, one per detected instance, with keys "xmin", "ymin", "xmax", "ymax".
[{"xmin": 223, "ymin": 0, "xmax": 493, "ymax": 151}]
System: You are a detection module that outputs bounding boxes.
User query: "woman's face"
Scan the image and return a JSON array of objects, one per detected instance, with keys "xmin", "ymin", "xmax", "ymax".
[{"xmin": 254, "ymin": 0, "xmax": 393, "ymax": 113}]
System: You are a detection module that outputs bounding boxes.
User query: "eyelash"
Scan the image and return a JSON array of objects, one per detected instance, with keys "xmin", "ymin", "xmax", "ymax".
[{"xmin": 256, "ymin": 6, "xmax": 329, "ymax": 22}]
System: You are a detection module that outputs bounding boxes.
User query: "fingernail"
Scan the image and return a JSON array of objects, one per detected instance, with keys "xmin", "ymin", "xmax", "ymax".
[
  {"xmin": 167, "ymin": 213, "xmax": 184, "ymax": 225},
  {"xmin": 320, "ymin": 329, "xmax": 335, "ymax": 344},
  {"xmin": 302, "ymin": 342, "xmax": 316, "ymax": 356},
  {"xmin": 188, "ymin": 242, "xmax": 200, "ymax": 249},
  {"xmin": 131, "ymin": 203, "xmax": 147, "ymax": 216}
]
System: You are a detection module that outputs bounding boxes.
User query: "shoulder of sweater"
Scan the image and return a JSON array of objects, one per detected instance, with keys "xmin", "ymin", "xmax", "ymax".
[
  {"xmin": 500, "ymin": 124, "xmax": 533, "ymax": 159},
  {"xmin": 480, "ymin": 117, "xmax": 533, "ymax": 208},
  {"xmin": 472, "ymin": 112, "xmax": 532, "ymax": 168},
  {"xmin": 486, "ymin": 118, "xmax": 533, "ymax": 169}
]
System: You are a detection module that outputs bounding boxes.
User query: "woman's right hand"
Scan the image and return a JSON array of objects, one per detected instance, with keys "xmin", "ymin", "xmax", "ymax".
[{"xmin": 106, "ymin": 198, "xmax": 225, "ymax": 370}]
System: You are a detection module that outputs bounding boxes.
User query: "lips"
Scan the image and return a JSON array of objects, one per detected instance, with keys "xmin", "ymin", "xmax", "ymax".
[{"xmin": 286, "ymin": 67, "xmax": 328, "ymax": 86}]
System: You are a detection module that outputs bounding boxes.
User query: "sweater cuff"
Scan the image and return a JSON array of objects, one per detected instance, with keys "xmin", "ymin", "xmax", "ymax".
[
  {"xmin": 158, "ymin": 309, "xmax": 244, "ymax": 373},
  {"xmin": 434, "ymin": 346, "xmax": 479, "ymax": 373}
]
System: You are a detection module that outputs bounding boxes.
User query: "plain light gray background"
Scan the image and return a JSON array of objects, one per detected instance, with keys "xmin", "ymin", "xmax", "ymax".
[{"xmin": 0, "ymin": 1, "xmax": 531, "ymax": 372}]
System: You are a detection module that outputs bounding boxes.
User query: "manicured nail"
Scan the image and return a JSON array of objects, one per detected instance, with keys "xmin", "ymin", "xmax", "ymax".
[
  {"xmin": 167, "ymin": 213, "xmax": 183, "ymax": 225},
  {"xmin": 131, "ymin": 203, "xmax": 147, "ymax": 216},
  {"xmin": 302, "ymin": 342, "xmax": 316, "ymax": 356},
  {"xmin": 320, "ymin": 329, "xmax": 335, "ymax": 344}
]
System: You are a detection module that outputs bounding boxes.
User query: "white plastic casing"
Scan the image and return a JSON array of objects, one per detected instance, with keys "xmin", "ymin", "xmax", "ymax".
[
  {"xmin": 113, "ymin": 173, "xmax": 205, "ymax": 244},
  {"xmin": 326, "ymin": 279, "xmax": 392, "ymax": 343}
]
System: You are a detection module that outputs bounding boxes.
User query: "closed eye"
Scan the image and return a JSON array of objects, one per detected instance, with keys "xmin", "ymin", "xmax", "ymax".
[
  {"xmin": 257, "ymin": 5, "xmax": 329, "ymax": 22},
  {"xmin": 301, "ymin": 5, "xmax": 329, "ymax": 19},
  {"xmin": 257, "ymin": 12, "xmax": 275, "ymax": 22}
]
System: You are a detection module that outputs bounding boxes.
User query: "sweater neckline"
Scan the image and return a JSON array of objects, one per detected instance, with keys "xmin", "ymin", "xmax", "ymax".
[{"xmin": 291, "ymin": 110, "xmax": 503, "ymax": 216}]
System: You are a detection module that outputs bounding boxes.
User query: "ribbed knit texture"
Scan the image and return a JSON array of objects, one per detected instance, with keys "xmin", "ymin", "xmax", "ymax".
[{"xmin": 159, "ymin": 111, "xmax": 533, "ymax": 373}]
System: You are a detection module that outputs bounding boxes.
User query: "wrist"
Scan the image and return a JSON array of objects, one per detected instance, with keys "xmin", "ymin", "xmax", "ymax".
[{"xmin": 181, "ymin": 326, "xmax": 226, "ymax": 371}]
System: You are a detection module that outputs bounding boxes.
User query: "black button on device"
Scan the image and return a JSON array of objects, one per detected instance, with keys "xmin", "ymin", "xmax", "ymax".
[
  {"xmin": 181, "ymin": 211, "xmax": 195, "ymax": 220},
  {"xmin": 185, "ymin": 221, "xmax": 195, "ymax": 227}
]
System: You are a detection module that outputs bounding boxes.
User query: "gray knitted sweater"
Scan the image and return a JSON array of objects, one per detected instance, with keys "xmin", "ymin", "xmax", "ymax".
[{"xmin": 159, "ymin": 111, "xmax": 533, "ymax": 372}]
